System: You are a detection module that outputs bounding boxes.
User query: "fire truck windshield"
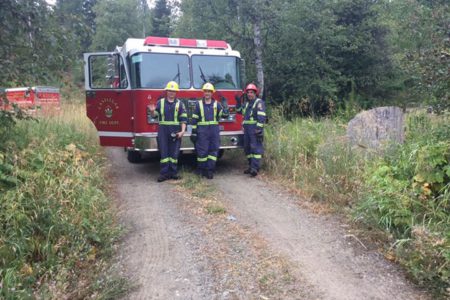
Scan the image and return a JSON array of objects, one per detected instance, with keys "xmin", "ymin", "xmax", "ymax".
[
  {"xmin": 131, "ymin": 53, "xmax": 190, "ymax": 89},
  {"xmin": 192, "ymin": 55, "xmax": 240, "ymax": 90}
]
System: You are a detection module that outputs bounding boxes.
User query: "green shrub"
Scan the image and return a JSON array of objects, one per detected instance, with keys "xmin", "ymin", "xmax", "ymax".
[
  {"xmin": 0, "ymin": 105, "xmax": 123, "ymax": 298},
  {"xmin": 357, "ymin": 112, "xmax": 450, "ymax": 295}
]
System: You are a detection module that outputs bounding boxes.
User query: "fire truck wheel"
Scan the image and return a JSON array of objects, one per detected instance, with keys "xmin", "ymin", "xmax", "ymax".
[
  {"xmin": 127, "ymin": 150, "xmax": 143, "ymax": 164},
  {"xmin": 218, "ymin": 149, "xmax": 225, "ymax": 159}
]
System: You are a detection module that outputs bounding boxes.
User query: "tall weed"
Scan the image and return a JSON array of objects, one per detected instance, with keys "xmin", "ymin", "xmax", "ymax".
[
  {"xmin": 264, "ymin": 109, "xmax": 363, "ymax": 205},
  {"xmin": 357, "ymin": 111, "xmax": 450, "ymax": 295},
  {"xmin": 0, "ymin": 104, "xmax": 123, "ymax": 298}
]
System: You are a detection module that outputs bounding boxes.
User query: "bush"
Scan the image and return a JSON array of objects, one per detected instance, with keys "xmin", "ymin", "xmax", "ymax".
[
  {"xmin": 0, "ymin": 105, "xmax": 123, "ymax": 298},
  {"xmin": 356, "ymin": 112, "xmax": 450, "ymax": 295}
]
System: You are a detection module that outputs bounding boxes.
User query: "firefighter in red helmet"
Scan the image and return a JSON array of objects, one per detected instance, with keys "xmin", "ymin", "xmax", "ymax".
[{"xmin": 236, "ymin": 83, "xmax": 266, "ymax": 176}]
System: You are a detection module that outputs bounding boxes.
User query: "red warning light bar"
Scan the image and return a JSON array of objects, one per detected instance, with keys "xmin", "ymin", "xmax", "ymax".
[{"xmin": 144, "ymin": 36, "xmax": 228, "ymax": 49}]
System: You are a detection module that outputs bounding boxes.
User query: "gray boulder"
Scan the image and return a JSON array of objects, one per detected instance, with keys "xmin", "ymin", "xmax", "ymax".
[{"xmin": 347, "ymin": 106, "xmax": 404, "ymax": 151}]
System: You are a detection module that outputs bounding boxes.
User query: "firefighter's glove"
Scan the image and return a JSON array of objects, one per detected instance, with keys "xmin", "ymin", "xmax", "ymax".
[
  {"xmin": 190, "ymin": 129, "xmax": 197, "ymax": 144},
  {"xmin": 235, "ymin": 94, "xmax": 242, "ymax": 110},
  {"xmin": 175, "ymin": 131, "xmax": 185, "ymax": 139},
  {"xmin": 255, "ymin": 128, "xmax": 264, "ymax": 143},
  {"xmin": 221, "ymin": 97, "xmax": 228, "ymax": 108}
]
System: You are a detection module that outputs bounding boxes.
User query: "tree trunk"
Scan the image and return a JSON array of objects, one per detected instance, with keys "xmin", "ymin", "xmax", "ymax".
[{"xmin": 253, "ymin": 17, "xmax": 264, "ymax": 98}]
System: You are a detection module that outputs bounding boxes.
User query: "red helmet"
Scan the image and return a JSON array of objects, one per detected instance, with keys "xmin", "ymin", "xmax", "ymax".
[{"xmin": 244, "ymin": 83, "xmax": 259, "ymax": 95}]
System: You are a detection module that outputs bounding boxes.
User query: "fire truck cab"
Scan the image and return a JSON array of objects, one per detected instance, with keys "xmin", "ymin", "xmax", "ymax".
[{"xmin": 84, "ymin": 36, "xmax": 245, "ymax": 162}]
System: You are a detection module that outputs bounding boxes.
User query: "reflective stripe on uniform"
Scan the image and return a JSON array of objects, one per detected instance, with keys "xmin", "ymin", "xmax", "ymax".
[
  {"xmin": 175, "ymin": 100, "xmax": 180, "ymax": 120},
  {"xmin": 161, "ymin": 157, "xmax": 178, "ymax": 163},
  {"xmin": 198, "ymin": 121, "xmax": 219, "ymax": 125},
  {"xmin": 243, "ymin": 99, "xmax": 261, "ymax": 122},
  {"xmin": 160, "ymin": 121, "xmax": 180, "ymax": 125},
  {"xmin": 256, "ymin": 122, "xmax": 264, "ymax": 127},
  {"xmin": 257, "ymin": 111, "xmax": 266, "ymax": 116},
  {"xmin": 246, "ymin": 154, "xmax": 262, "ymax": 159},
  {"xmin": 207, "ymin": 155, "xmax": 217, "ymax": 161},
  {"xmin": 243, "ymin": 102, "xmax": 249, "ymax": 116},
  {"xmin": 160, "ymin": 99, "xmax": 165, "ymax": 121},
  {"xmin": 192, "ymin": 114, "xmax": 200, "ymax": 119},
  {"xmin": 197, "ymin": 157, "xmax": 208, "ymax": 162},
  {"xmin": 160, "ymin": 98, "xmax": 181, "ymax": 125},
  {"xmin": 198, "ymin": 100, "xmax": 218, "ymax": 126},
  {"xmin": 243, "ymin": 120, "xmax": 257, "ymax": 125}
]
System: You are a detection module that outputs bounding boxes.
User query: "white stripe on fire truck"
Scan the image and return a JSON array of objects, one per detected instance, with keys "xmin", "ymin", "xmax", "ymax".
[{"xmin": 98, "ymin": 131, "xmax": 134, "ymax": 138}]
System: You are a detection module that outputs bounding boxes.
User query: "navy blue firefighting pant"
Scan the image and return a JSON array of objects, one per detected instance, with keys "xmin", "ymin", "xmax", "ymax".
[
  {"xmin": 157, "ymin": 125, "xmax": 181, "ymax": 177},
  {"xmin": 196, "ymin": 125, "xmax": 220, "ymax": 173},
  {"xmin": 243, "ymin": 124, "xmax": 263, "ymax": 171}
]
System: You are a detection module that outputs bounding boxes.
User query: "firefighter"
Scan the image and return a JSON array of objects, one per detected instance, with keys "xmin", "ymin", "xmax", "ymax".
[
  {"xmin": 191, "ymin": 83, "xmax": 229, "ymax": 179},
  {"xmin": 148, "ymin": 81, "xmax": 188, "ymax": 182},
  {"xmin": 236, "ymin": 83, "xmax": 266, "ymax": 177}
]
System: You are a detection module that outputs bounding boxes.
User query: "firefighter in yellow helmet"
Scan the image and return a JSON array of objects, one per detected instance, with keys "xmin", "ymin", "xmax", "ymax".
[
  {"xmin": 190, "ymin": 82, "xmax": 229, "ymax": 179},
  {"xmin": 148, "ymin": 81, "xmax": 188, "ymax": 182}
]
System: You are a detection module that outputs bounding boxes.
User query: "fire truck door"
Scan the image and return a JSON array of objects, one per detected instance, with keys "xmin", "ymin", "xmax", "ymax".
[{"xmin": 84, "ymin": 52, "xmax": 133, "ymax": 147}]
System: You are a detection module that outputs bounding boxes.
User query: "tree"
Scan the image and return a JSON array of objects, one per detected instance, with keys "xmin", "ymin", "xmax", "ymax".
[
  {"xmin": 175, "ymin": 0, "xmax": 280, "ymax": 97},
  {"xmin": 56, "ymin": 0, "xmax": 96, "ymax": 50},
  {"xmin": 385, "ymin": 0, "xmax": 449, "ymax": 111},
  {"xmin": 91, "ymin": 0, "xmax": 144, "ymax": 51},
  {"xmin": 151, "ymin": 0, "xmax": 172, "ymax": 37},
  {"xmin": 0, "ymin": 0, "xmax": 77, "ymax": 86},
  {"xmin": 264, "ymin": 0, "xmax": 393, "ymax": 115}
]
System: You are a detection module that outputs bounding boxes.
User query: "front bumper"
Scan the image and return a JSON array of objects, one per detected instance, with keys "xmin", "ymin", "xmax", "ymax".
[{"xmin": 132, "ymin": 130, "xmax": 244, "ymax": 152}]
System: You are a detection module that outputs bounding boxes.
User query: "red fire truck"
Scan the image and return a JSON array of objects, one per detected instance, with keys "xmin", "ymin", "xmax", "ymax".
[
  {"xmin": 0, "ymin": 86, "xmax": 60, "ymax": 112},
  {"xmin": 84, "ymin": 36, "xmax": 245, "ymax": 162}
]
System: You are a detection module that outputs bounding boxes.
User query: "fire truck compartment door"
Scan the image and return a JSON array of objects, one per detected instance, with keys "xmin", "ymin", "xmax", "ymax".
[{"xmin": 84, "ymin": 52, "xmax": 133, "ymax": 147}]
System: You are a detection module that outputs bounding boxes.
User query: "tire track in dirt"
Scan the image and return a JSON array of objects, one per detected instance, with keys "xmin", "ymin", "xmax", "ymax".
[
  {"xmin": 171, "ymin": 173, "xmax": 316, "ymax": 299},
  {"xmin": 214, "ymin": 157, "xmax": 429, "ymax": 300},
  {"xmin": 108, "ymin": 146, "xmax": 429, "ymax": 299},
  {"xmin": 108, "ymin": 148, "xmax": 212, "ymax": 299}
]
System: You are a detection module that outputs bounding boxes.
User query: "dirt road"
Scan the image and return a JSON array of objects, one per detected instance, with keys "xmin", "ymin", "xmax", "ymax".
[{"xmin": 108, "ymin": 148, "xmax": 428, "ymax": 300}]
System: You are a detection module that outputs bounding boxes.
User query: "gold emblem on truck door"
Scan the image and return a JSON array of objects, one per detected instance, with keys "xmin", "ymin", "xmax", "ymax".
[{"xmin": 105, "ymin": 107, "xmax": 113, "ymax": 118}]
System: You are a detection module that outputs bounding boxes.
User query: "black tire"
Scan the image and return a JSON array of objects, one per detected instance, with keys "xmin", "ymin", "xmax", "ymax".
[
  {"xmin": 218, "ymin": 149, "xmax": 225, "ymax": 159},
  {"xmin": 127, "ymin": 150, "xmax": 142, "ymax": 163}
]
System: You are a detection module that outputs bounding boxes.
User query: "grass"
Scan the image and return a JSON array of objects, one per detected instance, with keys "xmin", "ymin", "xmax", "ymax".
[
  {"xmin": 205, "ymin": 203, "xmax": 227, "ymax": 214},
  {"xmin": 0, "ymin": 103, "xmax": 127, "ymax": 298},
  {"xmin": 264, "ymin": 111, "xmax": 363, "ymax": 206},
  {"xmin": 178, "ymin": 168, "xmax": 226, "ymax": 215}
]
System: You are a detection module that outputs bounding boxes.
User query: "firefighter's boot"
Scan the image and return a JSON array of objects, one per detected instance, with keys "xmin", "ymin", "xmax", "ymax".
[{"xmin": 157, "ymin": 175, "xmax": 169, "ymax": 182}]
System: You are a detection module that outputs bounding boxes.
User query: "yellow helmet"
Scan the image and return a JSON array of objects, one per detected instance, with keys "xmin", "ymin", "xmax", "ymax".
[
  {"xmin": 165, "ymin": 81, "xmax": 180, "ymax": 92},
  {"xmin": 202, "ymin": 82, "xmax": 215, "ymax": 92}
]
